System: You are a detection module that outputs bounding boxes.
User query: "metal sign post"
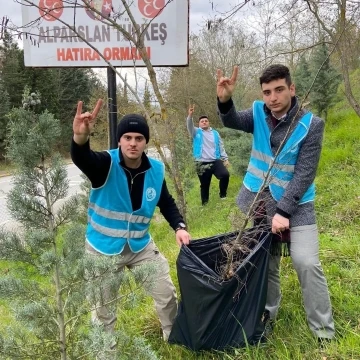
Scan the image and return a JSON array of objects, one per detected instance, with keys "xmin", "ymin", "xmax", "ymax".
[{"xmin": 107, "ymin": 67, "xmax": 118, "ymax": 149}]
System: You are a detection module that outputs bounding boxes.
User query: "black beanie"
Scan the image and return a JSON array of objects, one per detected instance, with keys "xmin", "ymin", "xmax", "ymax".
[{"xmin": 116, "ymin": 114, "xmax": 150, "ymax": 143}]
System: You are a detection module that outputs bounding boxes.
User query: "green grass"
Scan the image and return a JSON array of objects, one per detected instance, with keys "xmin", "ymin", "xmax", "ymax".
[
  {"xmin": 0, "ymin": 261, "xmax": 20, "ymax": 328},
  {"xmin": 1, "ymin": 107, "xmax": 360, "ymax": 359},
  {"xmin": 115, "ymin": 106, "xmax": 360, "ymax": 359},
  {"xmin": 116, "ymin": 169, "xmax": 360, "ymax": 359},
  {"xmin": 0, "ymin": 161, "xmax": 15, "ymax": 176}
]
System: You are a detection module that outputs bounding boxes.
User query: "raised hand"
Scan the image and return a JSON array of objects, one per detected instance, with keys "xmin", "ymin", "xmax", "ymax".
[
  {"xmin": 73, "ymin": 99, "xmax": 103, "ymax": 144},
  {"xmin": 188, "ymin": 104, "xmax": 195, "ymax": 117},
  {"xmin": 216, "ymin": 66, "xmax": 239, "ymax": 103}
]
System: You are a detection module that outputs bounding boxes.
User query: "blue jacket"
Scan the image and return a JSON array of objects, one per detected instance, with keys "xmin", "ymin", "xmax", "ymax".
[
  {"xmin": 243, "ymin": 100, "xmax": 315, "ymax": 203},
  {"xmin": 193, "ymin": 128, "xmax": 221, "ymax": 160},
  {"xmin": 86, "ymin": 149, "xmax": 164, "ymax": 255}
]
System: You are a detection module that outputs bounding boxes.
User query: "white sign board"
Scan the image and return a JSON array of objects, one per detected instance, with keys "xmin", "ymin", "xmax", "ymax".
[{"xmin": 21, "ymin": 0, "xmax": 189, "ymax": 67}]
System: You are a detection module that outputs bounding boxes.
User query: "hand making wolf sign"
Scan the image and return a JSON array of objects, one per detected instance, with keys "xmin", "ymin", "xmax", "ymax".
[
  {"xmin": 216, "ymin": 66, "xmax": 239, "ymax": 103},
  {"xmin": 188, "ymin": 104, "xmax": 195, "ymax": 117},
  {"xmin": 73, "ymin": 99, "xmax": 103, "ymax": 138}
]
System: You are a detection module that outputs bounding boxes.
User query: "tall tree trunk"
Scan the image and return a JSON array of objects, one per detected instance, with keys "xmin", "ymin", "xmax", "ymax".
[
  {"xmin": 337, "ymin": 43, "xmax": 360, "ymax": 117},
  {"xmin": 337, "ymin": 1, "xmax": 360, "ymax": 117},
  {"xmin": 137, "ymin": 45, "xmax": 187, "ymax": 219}
]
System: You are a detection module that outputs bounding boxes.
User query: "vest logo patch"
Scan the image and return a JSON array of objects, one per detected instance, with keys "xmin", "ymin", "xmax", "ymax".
[{"xmin": 146, "ymin": 187, "xmax": 156, "ymax": 201}]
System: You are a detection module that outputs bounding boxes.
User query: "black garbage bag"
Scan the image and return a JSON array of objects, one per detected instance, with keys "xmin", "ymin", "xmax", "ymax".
[{"xmin": 168, "ymin": 229, "xmax": 272, "ymax": 351}]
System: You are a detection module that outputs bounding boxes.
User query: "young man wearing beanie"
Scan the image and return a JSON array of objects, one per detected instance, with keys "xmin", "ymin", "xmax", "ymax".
[
  {"xmin": 187, "ymin": 104, "xmax": 230, "ymax": 206},
  {"xmin": 70, "ymin": 99, "xmax": 190, "ymax": 344}
]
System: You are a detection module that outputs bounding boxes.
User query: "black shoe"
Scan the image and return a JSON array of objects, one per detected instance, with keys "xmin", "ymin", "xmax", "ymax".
[
  {"xmin": 260, "ymin": 310, "xmax": 274, "ymax": 341},
  {"xmin": 318, "ymin": 337, "xmax": 332, "ymax": 349}
]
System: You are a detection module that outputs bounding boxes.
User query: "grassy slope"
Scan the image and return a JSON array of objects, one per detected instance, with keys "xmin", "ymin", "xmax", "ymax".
[
  {"xmin": 119, "ymin": 106, "xmax": 360, "ymax": 359},
  {"xmin": 1, "ymin": 107, "xmax": 359, "ymax": 359}
]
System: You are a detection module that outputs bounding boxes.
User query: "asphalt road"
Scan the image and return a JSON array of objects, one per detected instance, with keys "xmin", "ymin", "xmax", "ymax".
[{"xmin": 0, "ymin": 163, "xmax": 83, "ymax": 231}]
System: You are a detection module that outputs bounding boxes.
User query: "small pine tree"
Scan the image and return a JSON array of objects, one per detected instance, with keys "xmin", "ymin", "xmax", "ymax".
[
  {"xmin": 294, "ymin": 55, "xmax": 312, "ymax": 101},
  {"xmin": 0, "ymin": 30, "xmax": 26, "ymax": 108},
  {"xmin": 218, "ymin": 127, "xmax": 252, "ymax": 176},
  {"xmin": 310, "ymin": 41, "xmax": 341, "ymax": 119},
  {"xmin": 0, "ymin": 88, "xmax": 159, "ymax": 360}
]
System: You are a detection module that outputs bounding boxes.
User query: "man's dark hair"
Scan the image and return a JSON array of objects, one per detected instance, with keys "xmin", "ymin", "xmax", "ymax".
[
  {"xmin": 198, "ymin": 115, "xmax": 209, "ymax": 121},
  {"xmin": 259, "ymin": 64, "xmax": 292, "ymax": 87}
]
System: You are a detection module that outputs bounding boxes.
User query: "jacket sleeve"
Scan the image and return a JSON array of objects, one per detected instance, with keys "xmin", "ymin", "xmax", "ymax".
[
  {"xmin": 219, "ymin": 137, "xmax": 228, "ymax": 160},
  {"xmin": 70, "ymin": 138, "xmax": 111, "ymax": 188},
  {"xmin": 187, "ymin": 116, "xmax": 196, "ymax": 137},
  {"xmin": 218, "ymin": 98, "xmax": 254, "ymax": 134},
  {"xmin": 157, "ymin": 179, "xmax": 184, "ymax": 230},
  {"xmin": 276, "ymin": 117, "xmax": 325, "ymax": 217}
]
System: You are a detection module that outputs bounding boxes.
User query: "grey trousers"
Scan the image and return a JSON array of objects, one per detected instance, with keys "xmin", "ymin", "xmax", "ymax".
[
  {"xmin": 85, "ymin": 240, "xmax": 177, "ymax": 338},
  {"xmin": 266, "ymin": 224, "xmax": 335, "ymax": 339}
]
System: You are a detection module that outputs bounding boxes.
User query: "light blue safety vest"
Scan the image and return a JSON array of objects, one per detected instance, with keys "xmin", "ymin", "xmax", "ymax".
[
  {"xmin": 243, "ymin": 100, "xmax": 315, "ymax": 203},
  {"xmin": 86, "ymin": 149, "xmax": 164, "ymax": 255},
  {"xmin": 193, "ymin": 128, "xmax": 221, "ymax": 160}
]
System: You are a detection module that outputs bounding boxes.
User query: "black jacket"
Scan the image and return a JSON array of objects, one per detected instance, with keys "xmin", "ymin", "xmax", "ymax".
[{"xmin": 71, "ymin": 139, "xmax": 184, "ymax": 230}]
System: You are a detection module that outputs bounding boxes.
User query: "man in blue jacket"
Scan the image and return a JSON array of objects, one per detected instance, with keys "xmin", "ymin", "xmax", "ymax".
[
  {"xmin": 71, "ymin": 99, "xmax": 191, "ymax": 345},
  {"xmin": 216, "ymin": 64, "xmax": 334, "ymax": 344},
  {"xmin": 187, "ymin": 105, "xmax": 230, "ymax": 205}
]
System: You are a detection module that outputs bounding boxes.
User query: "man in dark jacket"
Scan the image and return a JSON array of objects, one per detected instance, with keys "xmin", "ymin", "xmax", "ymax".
[
  {"xmin": 71, "ymin": 99, "xmax": 190, "ymax": 343},
  {"xmin": 216, "ymin": 64, "xmax": 334, "ymax": 343}
]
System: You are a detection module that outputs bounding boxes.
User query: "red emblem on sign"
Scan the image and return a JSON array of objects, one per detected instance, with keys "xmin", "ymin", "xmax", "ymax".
[
  {"xmin": 85, "ymin": 0, "xmax": 112, "ymax": 20},
  {"xmin": 138, "ymin": 0, "xmax": 165, "ymax": 18},
  {"xmin": 39, "ymin": 0, "xmax": 64, "ymax": 21}
]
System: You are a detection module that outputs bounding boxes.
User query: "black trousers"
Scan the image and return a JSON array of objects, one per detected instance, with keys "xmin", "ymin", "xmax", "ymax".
[{"xmin": 196, "ymin": 160, "xmax": 230, "ymax": 205}]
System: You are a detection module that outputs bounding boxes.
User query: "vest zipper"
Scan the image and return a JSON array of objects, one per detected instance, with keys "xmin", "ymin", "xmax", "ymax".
[
  {"xmin": 269, "ymin": 114, "xmax": 308, "ymax": 157},
  {"xmin": 269, "ymin": 118, "xmax": 282, "ymax": 156},
  {"xmin": 122, "ymin": 167, "xmax": 147, "ymax": 194},
  {"xmin": 122, "ymin": 167, "xmax": 147, "ymax": 243},
  {"xmin": 268, "ymin": 117, "xmax": 286, "ymax": 177}
]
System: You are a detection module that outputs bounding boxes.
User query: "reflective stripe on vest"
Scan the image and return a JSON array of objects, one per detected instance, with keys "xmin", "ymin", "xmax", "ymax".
[
  {"xmin": 88, "ymin": 202, "xmax": 151, "ymax": 224},
  {"xmin": 243, "ymin": 100, "xmax": 315, "ymax": 203},
  {"xmin": 86, "ymin": 149, "xmax": 164, "ymax": 255},
  {"xmin": 88, "ymin": 216, "xmax": 149, "ymax": 238}
]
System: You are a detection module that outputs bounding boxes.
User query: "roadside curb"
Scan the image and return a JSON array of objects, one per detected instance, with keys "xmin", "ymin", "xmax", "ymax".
[{"xmin": 0, "ymin": 160, "xmax": 74, "ymax": 179}]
